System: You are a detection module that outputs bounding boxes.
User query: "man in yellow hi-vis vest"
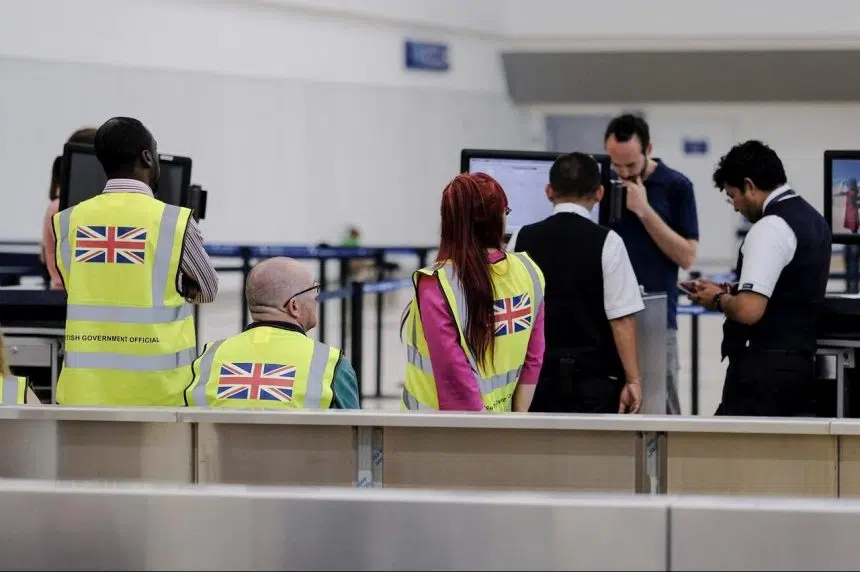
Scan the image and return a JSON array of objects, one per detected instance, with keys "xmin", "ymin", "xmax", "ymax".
[
  {"xmin": 402, "ymin": 251, "xmax": 545, "ymax": 412},
  {"xmin": 1, "ymin": 332, "xmax": 41, "ymax": 405},
  {"xmin": 52, "ymin": 117, "xmax": 218, "ymax": 406},
  {"xmin": 186, "ymin": 257, "xmax": 360, "ymax": 410}
]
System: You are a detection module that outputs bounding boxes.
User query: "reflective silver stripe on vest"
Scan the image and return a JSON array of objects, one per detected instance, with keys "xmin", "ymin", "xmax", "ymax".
[
  {"xmin": 440, "ymin": 263, "xmax": 469, "ymax": 334},
  {"xmin": 190, "ymin": 339, "xmax": 226, "ymax": 406},
  {"xmin": 58, "ymin": 208, "xmax": 73, "ymax": 281},
  {"xmin": 477, "ymin": 366, "xmax": 522, "ymax": 395},
  {"xmin": 66, "ymin": 304, "xmax": 193, "ymax": 324},
  {"xmin": 402, "ymin": 387, "xmax": 434, "ymax": 411},
  {"xmin": 406, "ymin": 345, "xmax": 434, "ymax": 377},
  {"xmin": 2, "ymin": 375, "xmax": 20, "ymax": 405},
  {"xmin": 64, "ymin": 348, "xmax": 197, "ymax": 372},
  {"xmin": 510, "ymin": 252, "xmax": 544, "ymax": 312},
  {"xmin": 152, "ymin": 205, "xmax": 182, "ymax": 304},
  {"xmin": 304, "ymin": 342, "xmax": 330, "ymax": 409}
]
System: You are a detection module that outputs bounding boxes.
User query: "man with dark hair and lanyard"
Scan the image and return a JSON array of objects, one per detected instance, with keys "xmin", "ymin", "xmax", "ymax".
[{"xmin": 686, "ymin": 140, "xmax": 832, "ymax": 416}]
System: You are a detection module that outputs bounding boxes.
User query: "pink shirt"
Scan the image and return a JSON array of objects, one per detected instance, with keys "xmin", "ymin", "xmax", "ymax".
[
  {"xmin": 417, "ymin": 251, "xmax": 545, "ymax": 411},
  {"xmin": 41, "ymin": 199, "xmax": 63, "ymax": 290}
]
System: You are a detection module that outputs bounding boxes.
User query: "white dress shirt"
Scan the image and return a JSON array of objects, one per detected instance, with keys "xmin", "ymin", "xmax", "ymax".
[
  {"xmin": 737, "ymin": 184, "xmax": 798, "ymax": 298},
  {"xmin": 507, "ymin": 202, "xmax": 644, "ymax": 320}
]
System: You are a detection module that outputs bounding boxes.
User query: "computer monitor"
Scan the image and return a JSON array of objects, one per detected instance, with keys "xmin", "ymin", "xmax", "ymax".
[
  {"xmin": 824, "ymin": 150, "xmax": 860, "ymax": 245},
  {"xmin": 460, "ymin": 149, "xmax": 612, "ymax": 236},
  {"xmin": 59, "ymin": 142, "xmax": 193, "ymax": 212}
]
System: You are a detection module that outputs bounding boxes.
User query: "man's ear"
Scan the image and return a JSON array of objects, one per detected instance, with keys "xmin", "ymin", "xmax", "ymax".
[
  {"xmin": 743, "ymin": 177, "xmax": 756, "ymax": 194},
  {"xmin": 645, "ymin": 142, "xmax": 653, "ymax": 156},
  {"xmin": 141, "ymin": 149, "xmax": 154, "ymax": 169},
  {"xmin": 545, "ymin": 184, "xmax": 553, "ymax": 202},
  {"xmin": 595, "ymin": 184, "xmax": 605, "ymax": 202}
]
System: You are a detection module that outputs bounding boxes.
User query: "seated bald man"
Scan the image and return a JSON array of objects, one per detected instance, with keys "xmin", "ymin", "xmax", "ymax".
[{"xmin": 185, "ymin": 257, "xmax": 360, "ymax": 409}]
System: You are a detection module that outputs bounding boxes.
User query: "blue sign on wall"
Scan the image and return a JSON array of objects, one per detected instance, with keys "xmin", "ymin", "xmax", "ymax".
[
  {"xmin": 683, "ymin": 138, "xmax": 709, "ymax": 155},
  {"xmin": 405, "ymin": 40, "xmax": 449, "ymax": 72}
]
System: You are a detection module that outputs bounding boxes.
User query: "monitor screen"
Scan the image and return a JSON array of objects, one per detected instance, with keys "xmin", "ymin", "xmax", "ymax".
[
  {"xmin": 60, "ymin": 143, "xmax": 192, "ymax": 210},
  {"xmin": 824, "ymin": 151, "xmax": 860, "ymax": 244},
  {"xmin": 462, "ymin": 150, "xmax": 605, "ymax": 235}
]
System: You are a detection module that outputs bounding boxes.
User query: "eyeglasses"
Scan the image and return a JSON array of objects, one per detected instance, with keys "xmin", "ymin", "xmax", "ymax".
[{"xmin": 285, "ymin": 282, "xmax": 321, "ymax": 307}]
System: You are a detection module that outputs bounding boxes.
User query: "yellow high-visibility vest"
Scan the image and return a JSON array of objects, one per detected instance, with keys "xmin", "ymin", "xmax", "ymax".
[
  {"xmin": 0, "ymin": 375, "xmax": 27, "ymax": 404},
  {"xmin": 52, "ymin": 192, "xmax": 196, "ymax": 406},
  {"xmin": 185, "ymin": 325, "xmax": 339, "ymax": 409},
  {"xmin": 402, "ymin": 251, "xmax": 545, "ymax": 412}
]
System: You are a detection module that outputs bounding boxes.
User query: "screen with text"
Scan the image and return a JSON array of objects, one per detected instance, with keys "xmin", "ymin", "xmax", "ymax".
[{"xmin": 468, "ymin": 157, "xmax": 600, "ymax": 234}]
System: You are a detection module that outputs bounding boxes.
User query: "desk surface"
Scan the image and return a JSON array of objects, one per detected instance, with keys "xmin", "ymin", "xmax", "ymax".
[{"xmin": 0, "ymin": 406, "xmax": 836, "ymax": 435}]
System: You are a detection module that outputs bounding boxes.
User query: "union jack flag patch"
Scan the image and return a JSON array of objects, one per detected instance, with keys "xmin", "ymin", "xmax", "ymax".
[
  {"xmin": 74, "ymin": 226, "xmax": 147, "ymax": 264},
  {"xmin": 217, "ymin": 362, "xmax": 296, "ymax": 402},
  {"xmin": 493, "ymin": 293, "xmax": 532, "ymax": 336}
]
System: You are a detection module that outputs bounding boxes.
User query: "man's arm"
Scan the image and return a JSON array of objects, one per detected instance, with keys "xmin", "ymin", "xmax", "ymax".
[
  {"xmin": 692, "ymin": 215, "xmax": 796, "ymax": 325},
  {"xmin": 331, "ymin": 354, "xmax": 361, "ymax": 409},
  {"xmin": 179, "ymin": 218, "xmax": 219, "ymax": 304},
  {"xmin": 602, "ymin": 232, "xmax": 645, "ymax": 411},
  {"xmin": 624, "ymin": 177, "xmax": 698, "ymax": 270}
]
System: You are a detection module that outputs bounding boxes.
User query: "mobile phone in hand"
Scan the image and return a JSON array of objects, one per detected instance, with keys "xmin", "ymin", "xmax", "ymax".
[{"xmin": 677, "ymin": 281, "xmax": 697, "ymax": 296}]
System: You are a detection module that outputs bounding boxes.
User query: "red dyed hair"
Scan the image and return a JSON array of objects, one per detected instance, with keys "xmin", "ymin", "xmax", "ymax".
[{"xmin": 437, "ymin": 172, "xmax": 508, "ymax": 368}]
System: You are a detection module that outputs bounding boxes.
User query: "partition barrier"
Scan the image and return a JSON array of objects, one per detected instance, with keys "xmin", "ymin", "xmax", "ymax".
[
  {"xmin": 4, "ymin": 479, "xmax": 860, "ymax": 570},
  {"xmin": 4, "ymin": 406, "xmax": 860, "ymax": 497}
]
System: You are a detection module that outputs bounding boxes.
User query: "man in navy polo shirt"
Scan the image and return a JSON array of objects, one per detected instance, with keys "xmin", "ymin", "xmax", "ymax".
[{"xmin": 604, "ymin": 114, "xmax": 699, "ymax": 415}]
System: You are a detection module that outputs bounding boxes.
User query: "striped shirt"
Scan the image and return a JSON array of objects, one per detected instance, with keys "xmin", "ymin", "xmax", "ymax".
[{"xmin": 101, "ymin": 179, "xmax": 219, "ymax": 304}]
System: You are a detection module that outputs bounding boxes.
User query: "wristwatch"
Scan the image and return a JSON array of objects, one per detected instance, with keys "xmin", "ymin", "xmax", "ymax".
[{"xmin": 713, "ymin": 292, "xmax": 725, "ymax": 311}]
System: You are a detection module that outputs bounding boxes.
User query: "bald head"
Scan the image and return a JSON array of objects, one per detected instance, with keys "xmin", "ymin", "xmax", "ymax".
[{"xmin": 246, "ymin": 257, "xmax": 315, "ymax": 315}]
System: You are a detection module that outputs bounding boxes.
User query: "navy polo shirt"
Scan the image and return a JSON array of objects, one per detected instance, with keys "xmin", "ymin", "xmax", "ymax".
[{"xmin": 611, "ymin": 160, "xmax": 699, "ymax": 330}]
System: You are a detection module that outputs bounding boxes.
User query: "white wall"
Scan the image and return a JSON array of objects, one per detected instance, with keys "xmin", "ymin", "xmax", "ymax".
[
  {"xmin": 528, "ymin": 103, "xmax": 856, "ymax": 266},
  {"xmin": 0, "ymin": 0, "xmax": 529, "ymax": 245},
  {"xmin": 504, "ymin": 0, "xmax": 860, "ymax": 50}
]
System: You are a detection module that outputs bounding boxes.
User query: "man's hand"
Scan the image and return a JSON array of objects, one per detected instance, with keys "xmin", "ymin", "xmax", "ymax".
[
  {"xmin": 618, "ymin": 382, "xmax": 642, "ymax": 414},
  {"xmin": 688, "ymin": 281, "xmax": 723, "ymax": 310},
  {"xmin": 623, "ymin": 177, "xmax": 650, "ymax": 218}
]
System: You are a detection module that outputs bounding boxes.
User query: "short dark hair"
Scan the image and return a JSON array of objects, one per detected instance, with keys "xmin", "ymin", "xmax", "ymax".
[
  {"xmin": 712, "ymin": 140, "xmax": 787, "ymax": 192},
  {"xmin": 549, "ymin": 152, "xmax": 602, "ymax": 198},
  {"xmin": 94, "ymin": 117, "xmax": 154, "ymax": 177},
  {"xmin": 604, "ymin": 113, "xmax": 650, "ymax": 149}
]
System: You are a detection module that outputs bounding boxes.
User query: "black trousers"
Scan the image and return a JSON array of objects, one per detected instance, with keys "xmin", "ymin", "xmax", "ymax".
[
  {"xmin": 529, "ymin": 358, "xmax": 623, "ymax": 414},
  {"xmin": 715, "ymin": 349, "xmax": 816, "ymax": 417}
]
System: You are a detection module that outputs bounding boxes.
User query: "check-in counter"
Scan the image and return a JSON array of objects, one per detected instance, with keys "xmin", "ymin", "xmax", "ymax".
[
  {"xmin": 828, "ymin": 419, "xmax": 860, "ymax": 497},
  {"xmin": 655, "ymin": 417, "xmax": 838, "ymax": 498},
  {"xmin": 0, "ymin": 407, "xmax": 193, "ymax": 483},
  {"xmin": 180, "ymin": 410, "xmax": 655, "ymax": 493},
  {"xmin": 0, "ymin": 406, "xmax": 855, "ymax": 498}
]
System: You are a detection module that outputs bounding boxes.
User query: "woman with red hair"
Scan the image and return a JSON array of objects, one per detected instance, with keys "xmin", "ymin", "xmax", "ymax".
[{"xmin": 402, "ymin": 173, "xmax": 546, "ymax": 412}]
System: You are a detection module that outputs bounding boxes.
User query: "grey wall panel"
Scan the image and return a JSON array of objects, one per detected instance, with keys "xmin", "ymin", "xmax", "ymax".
[{"xmin": 503, "ymin": 51, "xmax": 860, "ymax": 103}]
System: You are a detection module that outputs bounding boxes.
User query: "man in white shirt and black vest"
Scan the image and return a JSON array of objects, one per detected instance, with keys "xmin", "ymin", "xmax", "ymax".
[
  {"xmin": 687, "ymin": 140, "xmax": 832, "ymax": 416},
  {"xmin": 509, "ymin": 152, "xmax": 644, "ymax": 414}
]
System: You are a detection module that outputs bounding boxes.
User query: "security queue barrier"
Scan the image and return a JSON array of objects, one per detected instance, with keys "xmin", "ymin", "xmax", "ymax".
[
  {"xmin": 5, "ymin": 481, "xmax": 860, "ymax": 570},
  {"xmin": 8, "ymin": 407, "xmax": 860, "ymax": 496}
]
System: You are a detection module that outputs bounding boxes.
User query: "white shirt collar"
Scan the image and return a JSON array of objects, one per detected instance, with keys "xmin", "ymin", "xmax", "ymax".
[
  {"xmin": 553, "ymin": 202, "xmax": 593, "ymax": 218},
  {"xmin": 762, "ymin": 183, "xmax": 793, "ymax": 211}
]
